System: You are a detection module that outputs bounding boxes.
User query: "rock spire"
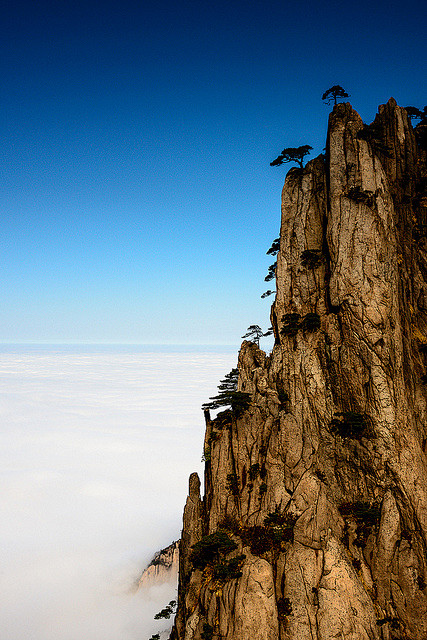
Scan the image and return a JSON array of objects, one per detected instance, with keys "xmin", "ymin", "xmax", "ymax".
[{"xmin": 170, "ymin": 99, "xmax": 427, "ymax": 639}]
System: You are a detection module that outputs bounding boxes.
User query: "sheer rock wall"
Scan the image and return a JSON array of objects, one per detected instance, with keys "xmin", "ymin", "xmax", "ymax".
[{"xmin": 170, "ymin": 99, "xmax": 427, "ymax": 640}]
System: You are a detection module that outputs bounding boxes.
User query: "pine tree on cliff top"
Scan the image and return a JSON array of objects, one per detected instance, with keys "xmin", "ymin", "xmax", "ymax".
[
  {"xmin": 270, "ymin": 145, "xmax": 312, "ymax": 169},
  {"xmin": 322, "ymin": 84, "xmax": 350, "ymax": 105}
]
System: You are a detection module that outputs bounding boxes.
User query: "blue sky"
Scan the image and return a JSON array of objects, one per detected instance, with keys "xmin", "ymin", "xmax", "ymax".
[{"xmin": 1, "ymin": 0, "xmax": 426, "ymax": 344}]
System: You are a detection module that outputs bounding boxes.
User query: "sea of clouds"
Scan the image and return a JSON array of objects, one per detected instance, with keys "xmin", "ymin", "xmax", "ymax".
[{"xmin": 0, "ymin": 345, "xmax": 236, "ymax": 640}]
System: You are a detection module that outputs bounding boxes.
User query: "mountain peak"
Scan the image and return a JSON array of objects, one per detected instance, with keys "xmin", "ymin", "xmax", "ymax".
[{"xmin": 170, "ymin": 100, "xmax": 427, "ymax": 640}]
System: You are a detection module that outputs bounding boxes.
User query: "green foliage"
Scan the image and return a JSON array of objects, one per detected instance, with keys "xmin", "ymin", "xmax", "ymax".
[
  {"xmin": 202, "ymin": 368, "xmax": 251, "ymax": 416},
  {"xmin": 264, "ymin": 510, "xmax": 297, "ymax": 529},
  {"xmin": 263, "ymin": 511, "xmax": 284, "ymax": 527},
  {"xmin": 241, "ymin": 511, "xmax": 296, "ymax": 556},
  {"xmin": 226, "ymin": 472, "xmax": 239, "ymax": 496},
  {"xmin": 242, "ymin": 324, "xmax": 272, "ymax": 345},
  {"xmin": 339, "ymin": 501, "xmax": 380, "ymax": 521},
  {"xmin": 347, "ymin": 186, "xmax": 377, "ymax": 207},
  {"xmin": 264, "ymin": 510, "xmax": 297, "ymax": 546},
  {"xmin": 149, "ymin": 635, "xmax": 161, "ymax": 640},
  {"xmin": 261, "ymin": 289, "xmax": 275, "ymax": 298},
  {"xmin": 300, "ymin": 312, "xmax": 321, "ymax": 333},
  {"xmin": 191, "ymin": 531, "xmax": 244, "ymax": 585},
  {"xmin": 218, "ymin": 509, "xmax": 298, "ymax": 560},
  {"xmin": 217, "ymin": 369, "xmax": 238, "ymax": 393},
  {"xmin": 228, "ymin": 391, "xmax": 251, "ymax": 415},
  {"xmin": 264, "ymin": 262, "xmax": 277, "ymax": 282},
  {"xmin": 300, "ymin": 249, "xmax": 324, "ymax": 269},
  {"xmin": 218, "ymin": 514, "xmax": 241, "ymax": 536},
  {"xmin": 270, "ymin": 145, "xmax": 313, "ymax": 169},
  {"xmin": 248, "ymin": 463, "xmax": 260, "ymax": 481},
  {"xmin": 201, "ymin": 623, "xmax": 214, "ymax": 640},
  {"xmin": 190, "ymin": 532, "xmax": 237, "ymax": 571},
  {"xmin": 277, "ymin": 596, "xmax": 293, "ymax": 618},
  {"xmin": 154, "ymin": 600, "xmax": 177, "ymax": 620},
  {"xmin": 243, "ymin": 525, "xmax": 276, "ymax": 555},
  {"xmin": 280, "ymin": 312, "xmax": 321, "ymax": 337},
  {"xmin": 267, "ymin": 238, "xmax": 280, "ymax": 256},
  {"xmin": 242, "ymin": 324, "xmax": 263, "ymax": 345},
  {"xmin": 322, "ymin": 85, "xmax": 349, "ymax": 105},
  {"xmin": 212, "ymin": 555, "xmax": 246, "ymax": 581},
  {"xmin": 339, "ymin": 502, "xmax": 381, "ymax": 547},
  {"xmin": 202, "ymin": 445, "xmax": 211, "ymax": 462},
  {"xmin": 330, "ymin": 412, "xmax": 371, "ymax": 439},
  {"xmin": 280, "ymin": 313, "xmax": 301, "ymax": 337}
]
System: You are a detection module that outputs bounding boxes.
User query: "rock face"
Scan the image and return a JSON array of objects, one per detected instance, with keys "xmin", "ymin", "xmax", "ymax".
[
  {"xmin": 138, "ymin": 541, "xmax": 179, "ymax": 588},
  {"xmin": 170, "ymin": 100, "xmax": 427, "ymax": 639}
]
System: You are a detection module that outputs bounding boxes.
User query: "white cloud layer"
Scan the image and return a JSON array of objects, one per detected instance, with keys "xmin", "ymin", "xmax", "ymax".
[{"xmin": 0, "ymin": 347, "xmax": 236, "ymax": 639}]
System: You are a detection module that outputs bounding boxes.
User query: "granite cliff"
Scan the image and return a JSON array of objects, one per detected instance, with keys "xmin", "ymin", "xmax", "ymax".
[
  {"xmin": 170, "ymin": 99, "xmax": 427, "ymax": 640},
  {"xmin": 139, "ymin": 541, "xmax": 179, "ymax": 588}
]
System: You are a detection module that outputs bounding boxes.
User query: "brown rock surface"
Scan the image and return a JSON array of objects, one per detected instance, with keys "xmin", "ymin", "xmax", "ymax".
[{"xmin": 170, "ymin": 100, "xmax": 427, "ymax": 639}]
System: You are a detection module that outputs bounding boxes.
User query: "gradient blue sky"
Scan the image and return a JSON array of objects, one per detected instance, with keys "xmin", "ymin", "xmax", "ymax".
[{"xmin": 1, "ymin": 0, "xmax": 426, "ymax": 344}]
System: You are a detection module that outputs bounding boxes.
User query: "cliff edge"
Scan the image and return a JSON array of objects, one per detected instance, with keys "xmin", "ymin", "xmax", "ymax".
[{"xmin": 171, "ymin": 99, "xmax": 427, "ymax": 640}]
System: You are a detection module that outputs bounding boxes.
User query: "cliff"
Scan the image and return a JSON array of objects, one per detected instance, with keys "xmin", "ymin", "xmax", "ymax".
[
  {"xmin": 138, "ymin": 541, "xmax": 179, "ymax": 588},
  {"xmin": 170, "ymin": 99, "xmax": 427, "ymax": 640}
]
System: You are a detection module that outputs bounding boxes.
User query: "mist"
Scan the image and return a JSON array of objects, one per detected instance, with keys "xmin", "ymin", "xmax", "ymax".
[{"xmin": 0, "ymin": 346, "xmax": 236, "ymax": 639}]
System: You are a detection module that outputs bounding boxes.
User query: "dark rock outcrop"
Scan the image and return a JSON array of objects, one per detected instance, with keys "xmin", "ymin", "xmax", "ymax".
[{"xmin": 171, "ymin": 99, "xmax": 427, "ymax": 639}]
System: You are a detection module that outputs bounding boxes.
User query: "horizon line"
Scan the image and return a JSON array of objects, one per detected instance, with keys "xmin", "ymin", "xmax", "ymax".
[{"xmin": 0, "ymin": 340, "xmax": 240, "ymax": 346}]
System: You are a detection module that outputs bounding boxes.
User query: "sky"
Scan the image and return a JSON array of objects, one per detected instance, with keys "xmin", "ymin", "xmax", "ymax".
[
  {"xmin": 0, "ymin": 345, "xmax": 236, "ymax": 640},
  {"xmin": 1, "ymin": 0, "xmax": 426, "ymax": 344}
]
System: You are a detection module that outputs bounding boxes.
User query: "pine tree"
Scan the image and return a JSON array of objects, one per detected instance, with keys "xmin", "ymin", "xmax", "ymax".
[
  {"xmin": 322, "ymin": 85, "xmax": 349, "ymax": 105},
  {"xmin": 270, "ymin": 145, "xmax": 312, "ymax": 169},
  {"xmin": 202, "ymin": 369, "xmax": 250, "ymax": 415},
  {"xmin": 241, "ymin": 325, "xmax": 264, "ymax": 346}
]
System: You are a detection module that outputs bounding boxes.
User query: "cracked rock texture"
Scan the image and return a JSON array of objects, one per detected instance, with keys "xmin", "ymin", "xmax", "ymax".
[{"xmin": 170, "ymin": 100, "xmax": 427, "ymax": 640}]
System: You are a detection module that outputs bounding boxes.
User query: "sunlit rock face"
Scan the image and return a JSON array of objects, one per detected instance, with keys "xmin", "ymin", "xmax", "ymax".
[
  {"xmin": 170, "ymin": 100, "xmax": 427, "ymax": 640},
  {"xmin": 138, "ymin": 541, "xmax": 179, "ymax": 588}
]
